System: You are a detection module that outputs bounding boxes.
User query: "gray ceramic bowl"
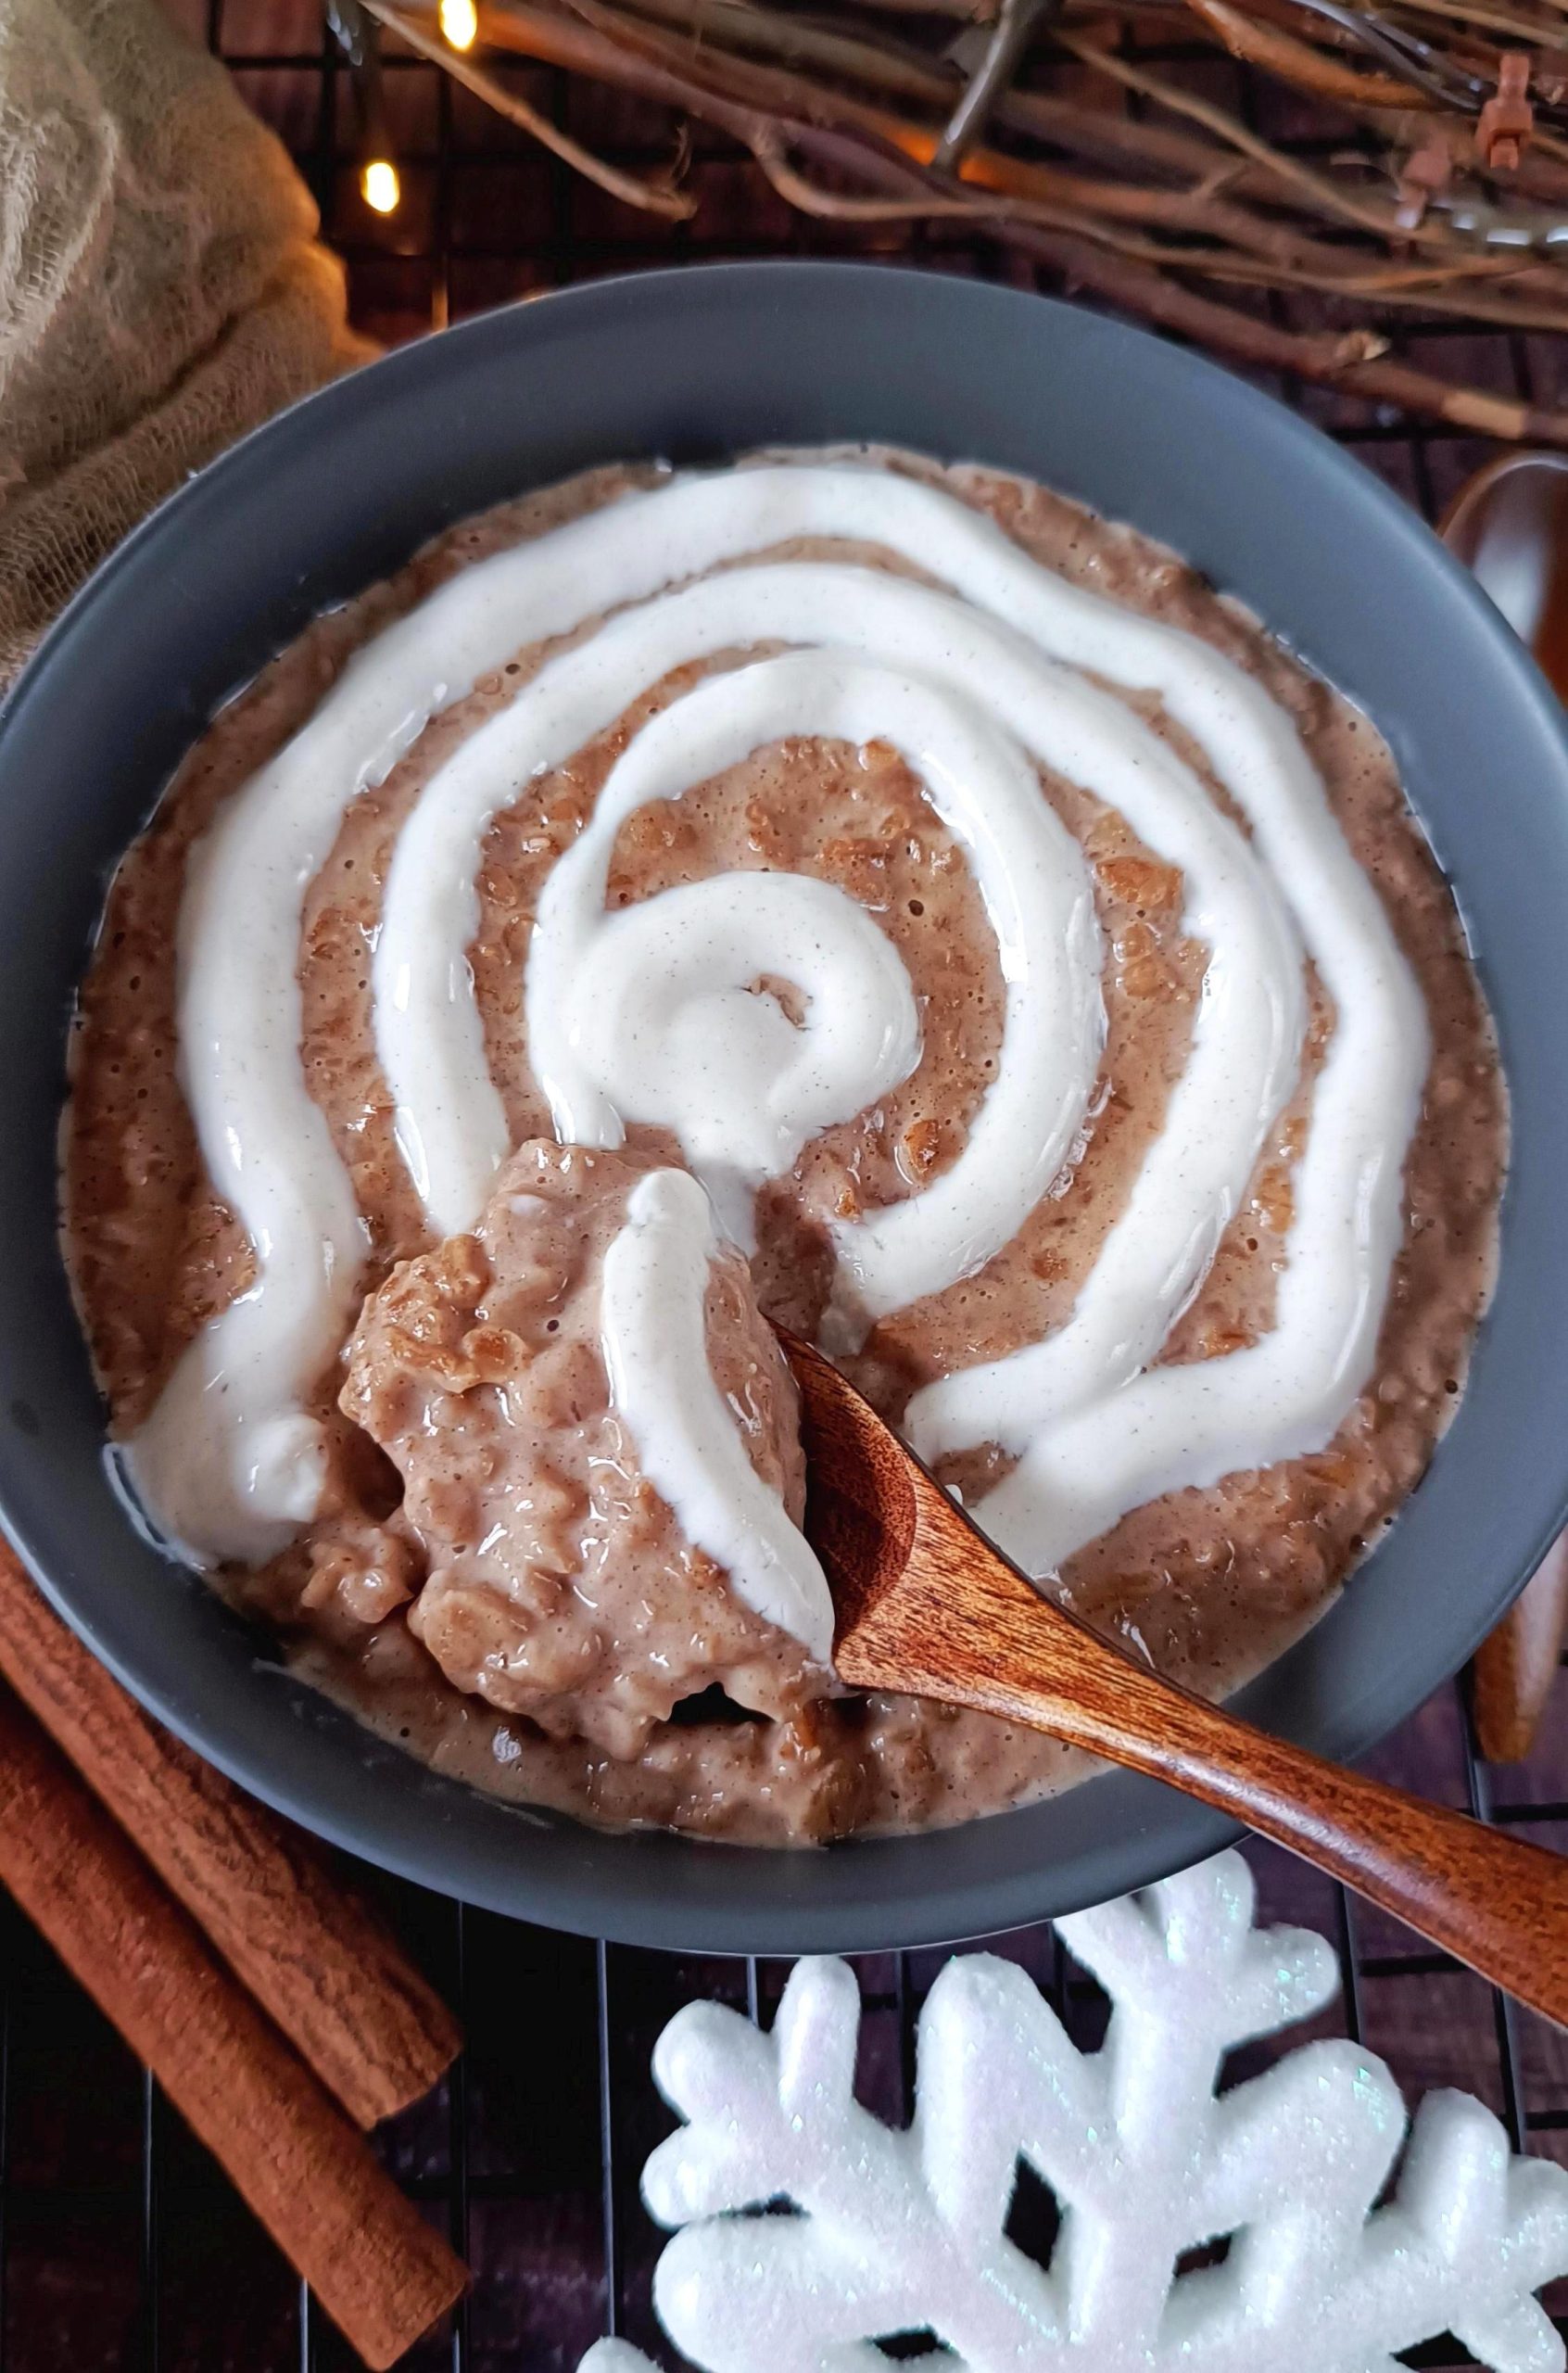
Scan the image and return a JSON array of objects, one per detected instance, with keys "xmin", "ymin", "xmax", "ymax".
[{"xmin": 1, "ymin": 262, "xmax": 1565, "ymax": 1954}]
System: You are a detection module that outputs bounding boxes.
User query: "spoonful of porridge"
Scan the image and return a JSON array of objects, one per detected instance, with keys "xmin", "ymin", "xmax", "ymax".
[{"xmin": 778, "ymin": 1328, "xmax": 1568, "ymax": 2028}]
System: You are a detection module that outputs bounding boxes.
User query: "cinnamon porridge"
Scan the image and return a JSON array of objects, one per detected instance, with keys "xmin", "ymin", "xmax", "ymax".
[{"xmin": 62, "ymin": 450, "xmax": 1506, "ymax": 1844}]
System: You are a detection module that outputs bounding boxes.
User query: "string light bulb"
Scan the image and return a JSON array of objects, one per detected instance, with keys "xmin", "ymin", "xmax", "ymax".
[
  {"xmin": 360, "ymin": 157, "xmax": 401, "ymax": 214},
  {"xmin": 327, "ymin": 3, "xmax": 401, "ymax": 218},
  {"xmin": 438, "ymin": 0, "xmax": 479, "ymax": 49}
]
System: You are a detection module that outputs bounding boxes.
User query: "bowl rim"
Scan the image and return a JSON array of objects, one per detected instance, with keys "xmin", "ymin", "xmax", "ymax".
[{"xmin": 3, "ymin": 257, "xmax": 1566, "ymax": 1954}]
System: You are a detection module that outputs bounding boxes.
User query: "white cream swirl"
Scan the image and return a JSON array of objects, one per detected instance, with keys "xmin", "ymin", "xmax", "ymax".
[
  {"xmin": 600, "ymin": 1168, "xmax": 834, "ymax": 1662},
  {"xmin": 524, "ymin": 643, "xmax": 1106, "ymax": 1322},
  {"xmin": 564, "ymin": 868, "xmax": 922, "ymax": 1252},
  {"xmin": 131, "ymin": 460, "xmax": 1428, "ymax": 1632}
]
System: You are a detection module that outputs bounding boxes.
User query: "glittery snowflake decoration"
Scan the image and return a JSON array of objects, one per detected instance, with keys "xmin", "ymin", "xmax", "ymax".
[{"xmin": 577, "ymin": 1852, "xmax": 1568, "ymax": 2373}]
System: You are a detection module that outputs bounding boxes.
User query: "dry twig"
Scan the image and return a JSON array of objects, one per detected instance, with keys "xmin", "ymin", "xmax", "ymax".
[
  {"xmin": 361, "ymin": 0, "xmax": 693, "ymax": 212},
  {"xmin": 360, "ymin": 0, "xmax": 1568, "ymax": 441}
]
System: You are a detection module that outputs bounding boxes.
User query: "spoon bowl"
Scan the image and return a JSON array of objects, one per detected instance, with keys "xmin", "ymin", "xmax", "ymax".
[{"xmin": 1442, "ymin": 451, "xmax": 1568, "ymax": 698}]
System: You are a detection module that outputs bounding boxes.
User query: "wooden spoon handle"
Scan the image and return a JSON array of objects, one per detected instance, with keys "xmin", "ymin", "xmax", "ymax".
[
  {"xmin": 780, "ymin": 1326, "xmax": 1568, "ymax": 2020},
  {"xmin": 899, "ymin": 1622, "xmax": 1568, "ymax": 2025}
]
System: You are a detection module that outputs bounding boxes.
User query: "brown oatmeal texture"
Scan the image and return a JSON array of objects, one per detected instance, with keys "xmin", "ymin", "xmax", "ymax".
[{"xmin": 62, "ymin": 447, "xmax": 1506, "ymax": 1846}]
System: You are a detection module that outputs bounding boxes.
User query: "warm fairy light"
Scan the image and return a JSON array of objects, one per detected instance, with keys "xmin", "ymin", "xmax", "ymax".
[
  {"xmin": 360, "ymin": 158, "xmax": 400, "ymax": 214},
  {"xmin": 439, "ymin": 0, "xmax": 479, "ymax": 48}
]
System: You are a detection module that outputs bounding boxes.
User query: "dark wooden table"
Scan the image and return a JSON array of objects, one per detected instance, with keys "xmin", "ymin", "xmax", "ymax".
[{"xmin": 4, "ymin": 6, "xmax": 1564, "ymax": 2366}]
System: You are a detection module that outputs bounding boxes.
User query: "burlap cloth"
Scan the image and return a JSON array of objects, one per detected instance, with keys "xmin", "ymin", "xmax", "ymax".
[{"xmin": 0, "ymin": 0, "xmax": 373, "ymax": 692}]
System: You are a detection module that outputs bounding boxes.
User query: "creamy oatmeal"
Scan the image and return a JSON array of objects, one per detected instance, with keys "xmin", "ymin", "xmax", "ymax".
[{"xmin": 63, "ymin": 450, "xmax": 1506, "ymax": 1844}]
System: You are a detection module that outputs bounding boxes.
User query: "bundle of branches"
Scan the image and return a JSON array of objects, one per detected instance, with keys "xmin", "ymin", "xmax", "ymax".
[{"xmin": 350, "ymin": 0, "xmax": 1568, "ymax": 441}]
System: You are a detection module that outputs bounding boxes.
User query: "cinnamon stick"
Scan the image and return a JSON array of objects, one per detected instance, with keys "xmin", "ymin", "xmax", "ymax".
[
  {"xmin": 0, "ymin": 1683, "xmax": 467, "ymax": 2368},
  {"xmin": 0, "ymin": 1546, "xmax": 459, "ymax": 2127}
]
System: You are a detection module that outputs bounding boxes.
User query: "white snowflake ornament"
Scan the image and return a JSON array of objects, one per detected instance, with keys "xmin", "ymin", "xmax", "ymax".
[{"xmin": 587, "ymin": 1852, "xmax": 1568, "ymax": 2373}]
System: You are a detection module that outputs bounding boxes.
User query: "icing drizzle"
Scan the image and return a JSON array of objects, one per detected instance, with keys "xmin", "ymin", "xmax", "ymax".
[
  {"xmin": 600, "ymin": 1169, "xmax": 834, "ymax": 1662},
  {"xmin": 125, "ymin": 461, "xmax": 1428, "ymax": 1640}
]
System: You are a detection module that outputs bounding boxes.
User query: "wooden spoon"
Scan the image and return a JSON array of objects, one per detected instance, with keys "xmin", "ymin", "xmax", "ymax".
[
  {"xmin": 1440, "ymin": 450, "xmax": 1568, "ymax": 704},
  {"xmin": 778, "ymin": 1329, "xmax": 1568, "ymax": 2026},
  {"xmin": 1441, "ymin": 454, "xmax": 1568, "ymax": 1763}
]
